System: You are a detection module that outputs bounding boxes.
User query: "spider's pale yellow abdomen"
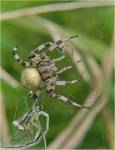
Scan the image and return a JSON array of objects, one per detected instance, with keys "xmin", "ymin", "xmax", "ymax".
[{"xmin": 20, "ymin": 68, "xmax": 41, "ymax": 90}]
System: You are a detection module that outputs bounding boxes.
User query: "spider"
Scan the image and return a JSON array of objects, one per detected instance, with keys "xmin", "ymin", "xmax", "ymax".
[
  {"xmin": 4, "ymin": 35, "xmax": 94, "ymax": 148},
  {"xmin": 13, "ymin": 35, "xmax": 91, "ymax": 110}
]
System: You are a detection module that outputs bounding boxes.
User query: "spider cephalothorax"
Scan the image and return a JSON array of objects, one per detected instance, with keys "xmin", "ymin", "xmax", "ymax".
[{"xmin": 10, "ymin": 35, "xmax": 94, "ymax": 148}]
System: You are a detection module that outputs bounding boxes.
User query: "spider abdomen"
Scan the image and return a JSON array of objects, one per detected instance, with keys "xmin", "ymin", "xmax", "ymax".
[{"xmin": 20, "ymin": 67, "xmax": 41, "ymax": 90}]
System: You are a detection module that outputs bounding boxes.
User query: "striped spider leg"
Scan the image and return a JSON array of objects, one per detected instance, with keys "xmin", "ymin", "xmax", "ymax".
[
  {"xmin": 31, "ymin": 35, "xmax": 78, "ymax": 54},
  {"xmin": 47, "ymin": 78, "xmax": 93, "ymax": 109},
  {"xmin": 12, "ymin": 40, "xmax": 52, "ymax": 66},
  {"xmin": 12, "ymin": 35, "xmax": 78, "ymax": 67},
  {"xmin": 12, "ymin": 47, "xmax": 34, "ymax": 67},
  {"xmin": 48, "ymin": 35, "xmax": 78, "ymax": 52},
  {"xmin": 46, "ymin": 77, "xmax": 91, "ymax": 109}
]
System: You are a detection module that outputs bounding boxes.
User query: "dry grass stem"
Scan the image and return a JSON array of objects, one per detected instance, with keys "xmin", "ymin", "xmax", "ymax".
[
  {"xmin": 101, "ymin": 106, "xmax": 114, "ymax": 148},
  {"xmin": 1, "ymin": 1, "xmax": 113, "ymax": 21},
  {"xmin": 0, "ymin": 93, "xmax": 10, "ymax": 145},
  {"xmin": 71, "ymin": 48, "xmax": 91, "ymax": 83},
  {"xmin": 0, "ymin": 67, "xmax": 20, "ymax": 88},
  {"xmin": 85, "ymin": 53, "xmax": 104, "ymax": 89},
  {"xmin": 102, "ymin": 38, "xmax": 114, "ymax": 79}
]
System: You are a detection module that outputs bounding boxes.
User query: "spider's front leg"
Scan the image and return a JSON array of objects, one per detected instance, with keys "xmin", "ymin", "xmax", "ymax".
[
  {"xmin": 33, "ymin": 41, "xmax": 62, "ymax": 53},
  {"xmin": 48, "ymin": 35, "xmax": 78, "ymax": 52},
  {"xmin": 33, "ymin": 41, "xmax": 53, "ymax": 53},
  {"xmin": 12, "ymin": 47, "xmax": 33, "ymax": 67},
  {"xmin": 34, "ymin": 35, "xmax": 78, "ymax": 53}
]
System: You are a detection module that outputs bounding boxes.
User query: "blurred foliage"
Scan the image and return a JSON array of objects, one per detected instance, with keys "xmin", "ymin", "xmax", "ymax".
[{"xmin": 1, "ymin": 1, "xmax": 114, "ymax": 149}]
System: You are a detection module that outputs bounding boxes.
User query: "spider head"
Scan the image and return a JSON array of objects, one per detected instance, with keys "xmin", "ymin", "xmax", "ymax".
[{"xmin": 28, "ymin": 51, "xmax": 41, "ymax": 64}]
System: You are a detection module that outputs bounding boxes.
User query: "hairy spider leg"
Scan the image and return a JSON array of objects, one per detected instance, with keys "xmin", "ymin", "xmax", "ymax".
[
  {"xmin": 33, "ymin": 35, "xmax": 78, "ymax": 53},
  {"xmin": 56, "ymin": 35, "xmax": 78, "ymax": 45},
  {"xmin": 56, "ymin": 79, "xmax": 80, "ymax": 86},
  {"xmin": 57, "ymin": 65, "xmax": 73, "ymax": 74},
  {"xmin": 33, "ymin": 41, "xmax": 54, "ymax": 52},
  {"xmin": 46, "ymin": 79, "xmax": 90, "ymax": 109},
  {"xmin": 52, "ymin": 55, "xmax": 66, "ymax": 62},
  {"xmin": 12, "ymin": 35, "xmax": 78, "ymax": 66},
  {"xmin": 33, "ymin": 41, "xmax": 62, "ymax": 52},
  {"xmin": 46, "ymin": 72, "xmax": 91, "ymax": 109},
  {"xmin": 48, "ymin": 91, "xmax": 92, "ymax": 109},
  {"xmin": 12, "ymin": 47, "xmax": 33, "ymax": 67},
  {"xmin": 48, "ymin": 35, "xmax": 78, "ymax": 52},
  {"xmin": 56, "ymin": 74, "xmax": 82, "ymax": 86}
]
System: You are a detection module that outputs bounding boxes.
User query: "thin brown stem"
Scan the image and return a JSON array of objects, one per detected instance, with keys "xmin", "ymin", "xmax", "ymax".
[
  {"xmin": 0, "ymin": 93, "xmax": 10, "ymax": 145},
  {"xmin": 1, "ymin": 1, "xmax": 113, "ymax": 21},
  {"xmin": 101, "ymin": 106, "xmax": 114, "ymax": 148},
  {"xmin": 0, "ymin": 67, "xmax": 20, "ymax": 88}
]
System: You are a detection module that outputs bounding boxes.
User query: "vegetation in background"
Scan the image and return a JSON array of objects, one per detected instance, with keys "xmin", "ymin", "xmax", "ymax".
[{"xmin": 1, "ymin": 1, "xmax": 114, "ymax": 149}]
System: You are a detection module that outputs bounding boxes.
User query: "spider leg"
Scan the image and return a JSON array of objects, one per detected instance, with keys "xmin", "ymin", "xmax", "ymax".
[
  {"xmin": 56, "ymin": 35, "xmax": 78, "ymax": 45},
  {"xmin": 28, "ymin": 90, "xmax": 38, "ymax": 100},
  {"xmin": 33, "ymin": 41, "xmax": 54, "ymax": 52},
  {"xmin": 56, "ymin": 75, "xmax": 82, "ymax": 85},
  {"xmin": 12, "ymin": 47, "xmax": 33, "ymax": 67},
  {"xmin": 34, "ymin": 41, "xmax": 62, "ymax": 53},
  {"xmin": 52, "ymin": 55, "xmax": 65, "ymax": 63},
  {"xmin": 34, "ymin": 35, "xmax": 78, "ymax": 53},
  {"xmin": 48, "ymin": 91, "xmax": 92, "ymax": 109},
  {"xmin": 48, "ymin": 35, "xmax": 78, "ymax": 52},
  {"xmin": 57, "ymin": 65, "xmax": 73, "ymax": 74},
  {"xmin": 56, "ymin": 79, "xmax": 79, "ymax": 86}
]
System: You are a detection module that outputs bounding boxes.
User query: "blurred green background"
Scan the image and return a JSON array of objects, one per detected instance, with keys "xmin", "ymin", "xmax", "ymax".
[{"xmin": 1, "ymin": 0, "xmax": 114, "ymax": 149}]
